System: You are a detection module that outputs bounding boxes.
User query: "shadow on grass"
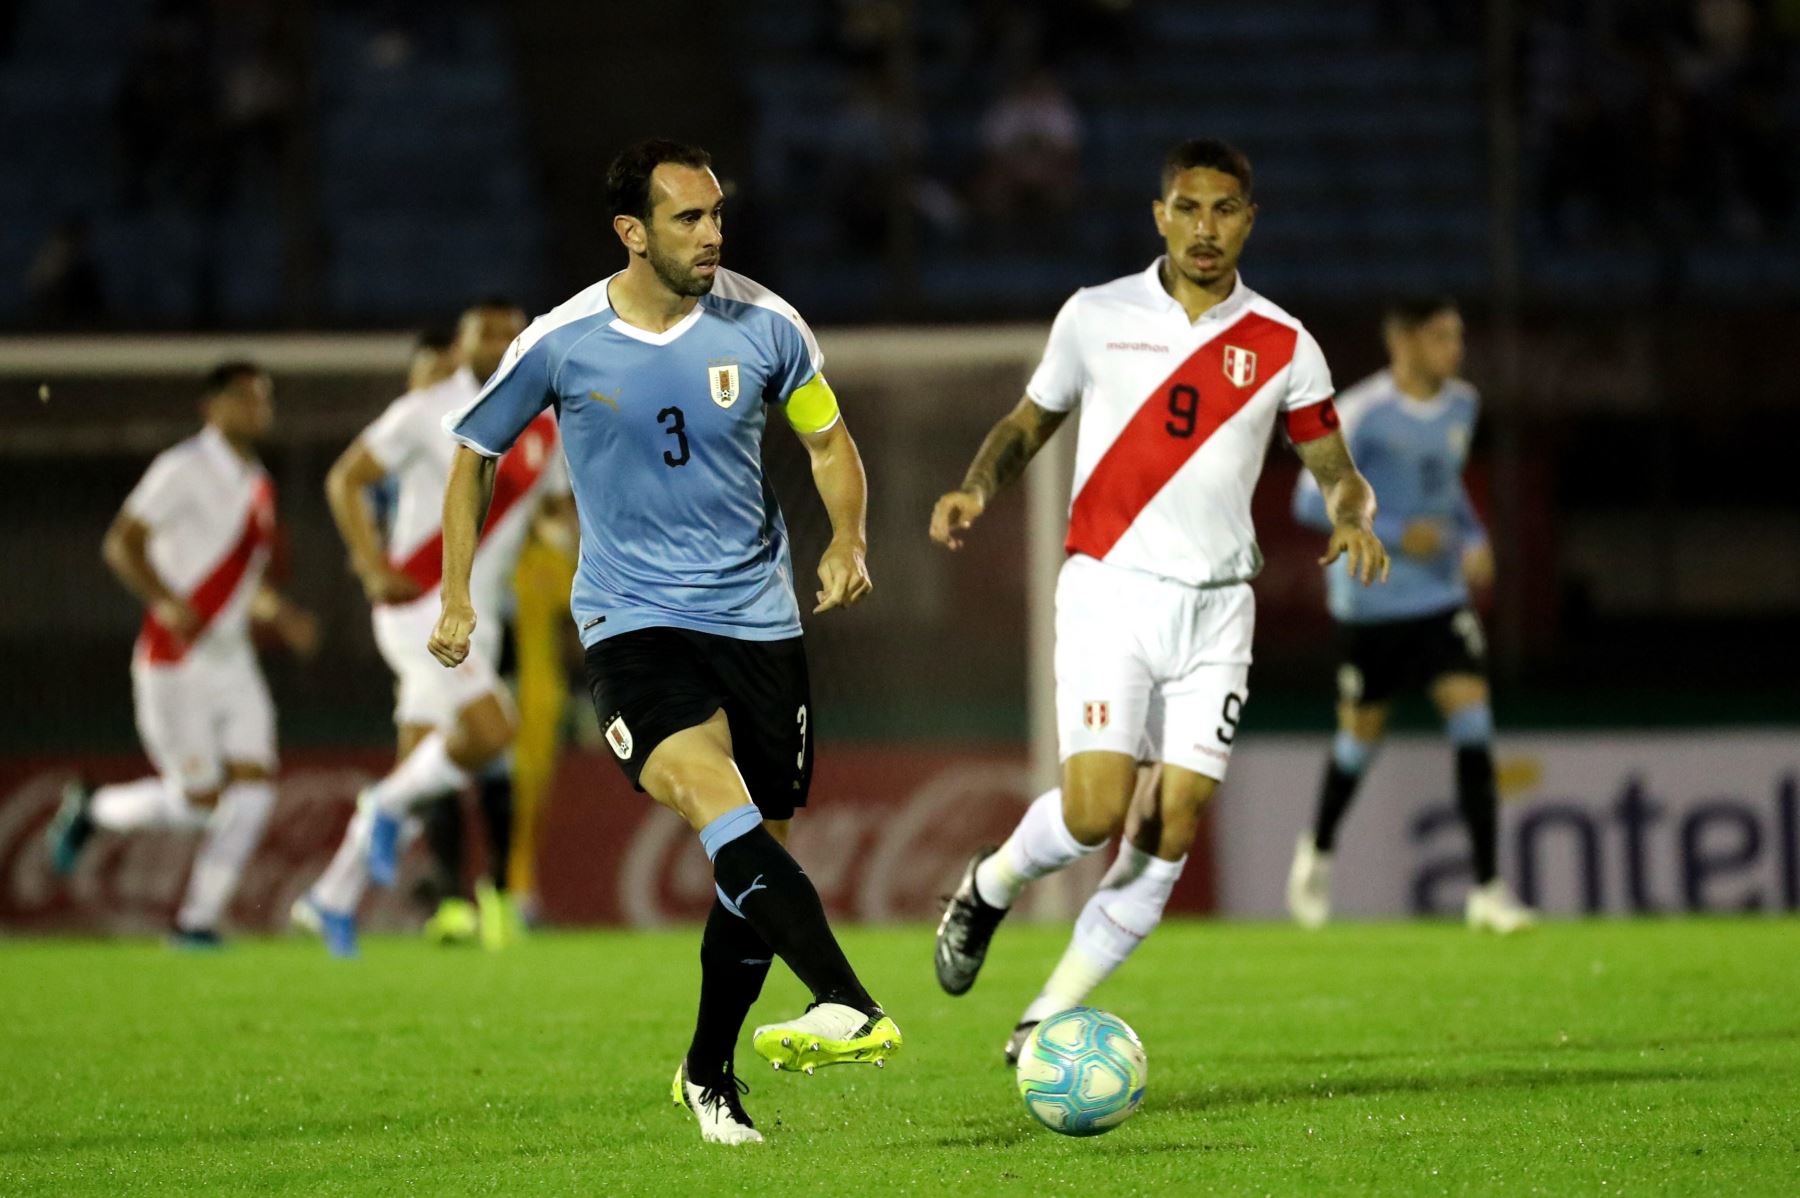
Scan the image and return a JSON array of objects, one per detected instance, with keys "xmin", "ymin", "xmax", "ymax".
[{"xmin": 1154, "ymin": 1062, "xmax": 1719, "ymax": 1115}]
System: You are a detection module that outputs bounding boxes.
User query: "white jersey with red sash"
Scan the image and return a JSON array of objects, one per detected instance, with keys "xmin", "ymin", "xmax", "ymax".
[
  {"xmin": 1026, "ymin": 261, "xmax": 1341, "ymax": 782},
  {"xmin": 360, "ymin": 367, "xmax": 567, "ymax": 728},
  {"xmin": 361, "ymin": 366, "xmax": 567, "ymax": 620},
  {"xmin": 1027, "ymin": 260, "xmax": 1340, "ymax": 586},
  {"xmin": 126, "ymin": 425, "xmax": 278, "ymax": 668}
]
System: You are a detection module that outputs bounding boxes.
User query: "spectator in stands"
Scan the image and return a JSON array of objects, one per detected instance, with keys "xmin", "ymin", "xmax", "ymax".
[
  {"xmin": 972, "ymin": 67, "xmax": 1084, "ymax": 224},
  {"xmin": 25, "ymin": 215, "xmax": 106, "ymax": 328}
]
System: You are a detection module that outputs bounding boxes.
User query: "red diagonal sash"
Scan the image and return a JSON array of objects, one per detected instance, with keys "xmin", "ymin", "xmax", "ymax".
[
  {"xmin": 138, "ymin": 476, "xmax": 276, "ymax": 665},
  {"xmin": 1065, "ymin": 312, "xmax": 1297, "ymax": 561},
  {"xmin": 393, "ymin": 412, "xmax": 557, "ymax": 593}
]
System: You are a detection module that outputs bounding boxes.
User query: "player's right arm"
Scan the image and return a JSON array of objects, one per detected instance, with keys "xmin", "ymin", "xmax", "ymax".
[
  {"xmin": 931, "ymin": 293, "xmax": 1082, "ymax": 551},
  {"xmin": 103, "ymin": 455, "xmax": 196, "ymax": 641},
  {"xmin": 428, "ymin": 446, "xmax": 495, "ymax": 667},
  {"xmin": 930, "ymin": 397, "xmax": 1070, "ymax": 550},
  {"xmin": 432, "ymin": 322, "xmax": 555, "ymax": 666},
  {"xmin": 324, "ymin": 437, "xmax": 421, "ymax": 605}
]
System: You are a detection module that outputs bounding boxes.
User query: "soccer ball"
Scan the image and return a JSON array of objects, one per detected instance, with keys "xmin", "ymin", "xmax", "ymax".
[{"xmin": 1015, "ymin": 1006, "xmax": 1148, "ymax": 1136}]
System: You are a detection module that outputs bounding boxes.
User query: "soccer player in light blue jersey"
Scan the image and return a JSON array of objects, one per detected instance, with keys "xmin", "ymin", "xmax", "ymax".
[
  {"xmin": 1288, "ymin": 297, "xmax": 1534, "ymax": 934},
  {"xmin": 428, "ymin": 141, "xmax": 899, "ymax": 1144}
]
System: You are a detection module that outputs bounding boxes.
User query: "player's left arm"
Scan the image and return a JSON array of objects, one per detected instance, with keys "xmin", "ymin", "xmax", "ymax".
[
  {"xmin": 429, "ymin": 446, "xmax": 497, "ymax": 666},
  {"xmin": 797, "ymin": 414, "xmax": 872, "ymax": 614},
  {"xmin": 1294, "ymin": 429, "xmax": 1389, "ymax": 586},
  {"xmin": 250, "ymin": 584, "xmax": 320, "ymax": 658}
]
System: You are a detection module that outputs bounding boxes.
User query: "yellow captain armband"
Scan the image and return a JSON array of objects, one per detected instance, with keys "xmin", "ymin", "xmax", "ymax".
[{"xmin": 784, "ymin": 372, "xmax": 841, "ymax": 434}]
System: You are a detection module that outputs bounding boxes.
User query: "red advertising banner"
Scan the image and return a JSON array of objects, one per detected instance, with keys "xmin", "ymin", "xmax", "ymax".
[{"xmin": 0, "ymin": 749, "xmax": 1217, "ymax": 934}]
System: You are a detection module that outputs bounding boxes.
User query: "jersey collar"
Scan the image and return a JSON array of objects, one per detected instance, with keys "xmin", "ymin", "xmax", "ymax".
[
  {"xmin": 198, "ymin": 423, "xmax": 259, "ymax": 478},
  {"xmin": 1141, "ymin": 257, "xmax": 1253, "ymax": 327},
  {"xmin": 604, "ymin": 271, "xmax": 707, "ymax": 346}
]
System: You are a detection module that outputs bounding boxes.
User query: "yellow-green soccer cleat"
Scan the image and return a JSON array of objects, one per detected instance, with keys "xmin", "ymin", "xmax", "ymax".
[
  {"xmin": 423, "ymin": 898, "xmax": 478, "ymax": 945},
  {"xmin": 752, "ymin": 1003, "xmax": 902, "ymax": 1075},
  {"xmin": 475, "ymin": 879, "xmax": 523, "ymax": 951}
]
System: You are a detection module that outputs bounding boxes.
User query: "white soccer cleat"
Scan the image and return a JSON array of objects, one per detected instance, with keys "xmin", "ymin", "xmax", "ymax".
[
  {"xmin": 752, "ymin": 1002, "xmax": 902, "ymax": 1073},
  {"xmin": 671, "ymin": 1061, "xmax": 763, "ymax": 1145},
  {"xmin": 1466, "ymin": 879, "xmax": 1536, "ymax": 934},
  {"xmin": 1286, "ymin": 834, "xmax": 1333, "ymax": 929}
]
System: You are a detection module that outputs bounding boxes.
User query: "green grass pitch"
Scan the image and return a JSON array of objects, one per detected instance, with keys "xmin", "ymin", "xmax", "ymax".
[{"xmin": 3, "ymin": 919, "xmax": 1797, "ymax": 1195}]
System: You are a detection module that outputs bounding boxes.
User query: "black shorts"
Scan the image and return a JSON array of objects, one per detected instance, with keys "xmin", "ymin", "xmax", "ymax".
[
  {"xmin": 1336, "ymin": 606, "xmax": 1488, "ymax": 706},
  {"xmin": 583, "ymin": 628, "xmax": 813, "ymax": 821}
]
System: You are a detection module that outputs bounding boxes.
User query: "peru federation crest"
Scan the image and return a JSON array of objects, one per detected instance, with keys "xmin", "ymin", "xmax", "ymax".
[
  {"xmin": 709, "ymin": 360, "xmax": 741, "ymax": 409},
  {"xmin": 1083, "ymin": 701, "xmax": 1110, "ymax": 731},
  {"xmin": 1222, "ymin": 344, "xmax": 1257, "ymax": 388}
]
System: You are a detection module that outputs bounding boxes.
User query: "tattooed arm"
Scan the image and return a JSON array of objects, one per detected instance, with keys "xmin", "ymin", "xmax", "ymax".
[
  {"xmin": 929, "ymin": 396, "xmax": 1070, "ymax": 551},
  {"xmin": 1293, "ymin": 429, "xmax": 1390, "ymax": 586}
]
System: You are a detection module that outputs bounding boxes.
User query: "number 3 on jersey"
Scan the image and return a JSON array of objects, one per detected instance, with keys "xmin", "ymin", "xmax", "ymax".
[{"xmin": 657, "ymin": 405, "xmax": 690, "ymax": 467}]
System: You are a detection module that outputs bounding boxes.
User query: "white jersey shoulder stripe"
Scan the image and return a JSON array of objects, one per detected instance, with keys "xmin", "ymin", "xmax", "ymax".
[{"xmin": 709, "ymin": 267, "xmax": 824, "ymax": 374}]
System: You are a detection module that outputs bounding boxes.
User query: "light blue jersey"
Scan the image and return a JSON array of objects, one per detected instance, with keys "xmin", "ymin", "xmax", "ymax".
[
  {"xmin": 445, "ymin": 269, "xmax": 838, "ymax": 646},
  {"xmin": 1293, "ymin": 370, "xmax": 1486, "ymax": 624}
]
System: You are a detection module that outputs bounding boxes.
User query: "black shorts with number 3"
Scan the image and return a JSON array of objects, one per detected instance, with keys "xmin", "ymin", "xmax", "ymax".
[
  {"xmin": 583, "ymin": 627, "xmax": 813, "ymax": 821},
  {"xmin": 1336, "ymin": 605, "xmax": 1488, "ymax": 707}
]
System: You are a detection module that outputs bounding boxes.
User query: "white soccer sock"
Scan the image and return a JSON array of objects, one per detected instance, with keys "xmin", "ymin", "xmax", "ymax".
[
  {"xmin": 367, "ymin": 732, "xmax": 471, "ymax": 817},
  {"xmin": 310, "ymin": 802, "xmax": 426, "ymax": 913},
  {"xmin": 311, "ymin": 802, "xmax": 374, "ymax": 913},
  {"xmin": 89, "ymin": 776, "xmax": 205, "ymax": 833},
  {"xmin": 177, "ymin": 780, "xmax": 275, "ymax": 932},
  {"xmin": 1019, "ymin": 844, "xmax": 1185, "ymax": 1025},
  {"xmin": 974, "ymin": 788, "xmax": 1100, "ymax": 909}
]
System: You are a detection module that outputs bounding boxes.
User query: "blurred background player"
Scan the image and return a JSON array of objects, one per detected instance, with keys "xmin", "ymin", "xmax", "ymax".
[
  {"xmin": 929, "ymin": 139, "xmax": 1388, "ymax": 1061},
  {"xmin": 46, "ymin": 362, "xmax": 318, "ymax": 948},
  {"xmin": 1287, "ymin": 296, "xmax": 1535, "ymax": 934},
  {"xmin": 433, "ymin": 139, "xmax": 899, "ymax": 1144},
  {"xmin": 293, "ymin": 299, "xmax": 572, "ymax": 957},
  {"xmin": 399, "ymin": 325, "xmax": 537, "ymax": 949}
]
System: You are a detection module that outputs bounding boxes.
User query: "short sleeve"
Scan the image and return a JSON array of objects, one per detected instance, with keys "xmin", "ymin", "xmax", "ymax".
[
  {"xmin": 1282, "ymin": 328, "xmax": 1335, "ymax": 412},
  {"xmin": 121, "ymin": 452, "xmax": 189, "ymax": 530},
  {"xmin": 360, "ymin": 395, "xmax": 419, "ymax": 472},
  {"xmin": 1024, "ymin": 294, "xmax": 1086, "ymax": 413},
  {"xmin": 444, "ymin": 329, "xmax": 555, "ymax": 457},
  {"xmin": 764, "ymin": 307, "xmax": 825, "ymax": 405}
]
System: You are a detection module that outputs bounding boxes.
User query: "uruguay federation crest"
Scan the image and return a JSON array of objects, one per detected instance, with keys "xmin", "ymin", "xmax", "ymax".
[
  {"xmin": 605, "ymin": 715, "xmax": 634, "ymax": 760},
  {"xmin": 709, "ymin": 360, "xmax": 741, "ymax": 409},
  {"xmin": 1222, "ymin": 345, "xmax": 1257, "ymax": 388}
]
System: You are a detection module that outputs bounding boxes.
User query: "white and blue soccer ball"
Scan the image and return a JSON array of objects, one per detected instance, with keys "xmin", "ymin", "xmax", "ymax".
[{"xmin": 1015, "ymin": 1006, "xmax": 1148, "ymax": 1136}]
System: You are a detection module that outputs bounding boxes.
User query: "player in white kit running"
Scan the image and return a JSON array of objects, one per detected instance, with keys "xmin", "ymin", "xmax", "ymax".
[
  {"xmin": 294, "ymin": 301, "xmax": 572, "ymax": 957},
  {"xmin": 46, "ymin": 362, "xmax": 318, "ymax": 948},
  {"xmin": 929, "ymin": 139, "xmax": 1391, "ymax": 1060}
]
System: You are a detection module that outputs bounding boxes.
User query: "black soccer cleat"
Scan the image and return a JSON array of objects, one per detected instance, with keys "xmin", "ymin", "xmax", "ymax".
[
  {"xmin": 1003, "ymin": 1020, "xmax": 1041, "ymax": 1068},
  {"xmin": 934, "ymin": 847, "xmax": 1008, "ymax": 996}
]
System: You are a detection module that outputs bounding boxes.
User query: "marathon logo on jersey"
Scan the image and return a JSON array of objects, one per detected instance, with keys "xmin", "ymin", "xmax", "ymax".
[
  {"xmin": 1222, "ymin": 345, "xmax": 1257, "ymax": 388},
  {"xmin": 1083, "ymin": 701, "xmax": 1110, "ymax": 731},
  {"xmin": 709, "ymin": 359, "xmax": 741, "ymax": 409},
  {"xmin": 605, "ymin": 715, "xmax": 634, "ymax": 760}
]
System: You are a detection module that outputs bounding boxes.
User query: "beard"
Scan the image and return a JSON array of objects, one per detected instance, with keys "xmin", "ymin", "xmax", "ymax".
[{"xmin": 646, "ymin": 236, "xmax": 716, "ymax": 297}]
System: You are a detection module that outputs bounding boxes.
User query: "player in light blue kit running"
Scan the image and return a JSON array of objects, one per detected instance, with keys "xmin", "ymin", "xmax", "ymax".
[
  {"xmin": 1288, "ymin": 297, "xmax": 1535, "ymax": 933},
  {"xmin": 428, "ymin": 140, "xmax": 899, "ymax": 1145}
]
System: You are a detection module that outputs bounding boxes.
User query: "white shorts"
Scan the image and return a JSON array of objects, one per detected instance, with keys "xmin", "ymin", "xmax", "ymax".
[
  {"xmin": 1054, "ymin": 555, "xmax": 1253, "ymax": 782},
  {"xmin": 132, "ymin": 646, "xmax": 277, "ymax": 795},
  {"xmin": 372, "ymin": 598, "xmax": 505, "ymax": 731}
]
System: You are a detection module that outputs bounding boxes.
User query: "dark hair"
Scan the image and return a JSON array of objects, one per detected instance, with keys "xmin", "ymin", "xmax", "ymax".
[
  {"xmin": 414, "ymin": 327, "xmax": 454, "ymax": 353},
  {"xmin": 1161, "ymin": 138, "xmax": 1254, "ymax": 198},
  {"xmin": 201, "ymin": 360, "xmax": 266, "ymax": 399},
  {"xmin": 1383, "ymin": 295, "xmax": 1459, "ymax": 331},
  {"xmin": 604, "ymin": 139, "xmax": 713, "ymax": 221}
]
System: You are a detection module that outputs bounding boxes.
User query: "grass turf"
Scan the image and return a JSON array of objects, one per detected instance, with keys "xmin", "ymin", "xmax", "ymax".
[{"xmin": 2, "ymin": 919, "xmax": 1796, "ymax": 1196}]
